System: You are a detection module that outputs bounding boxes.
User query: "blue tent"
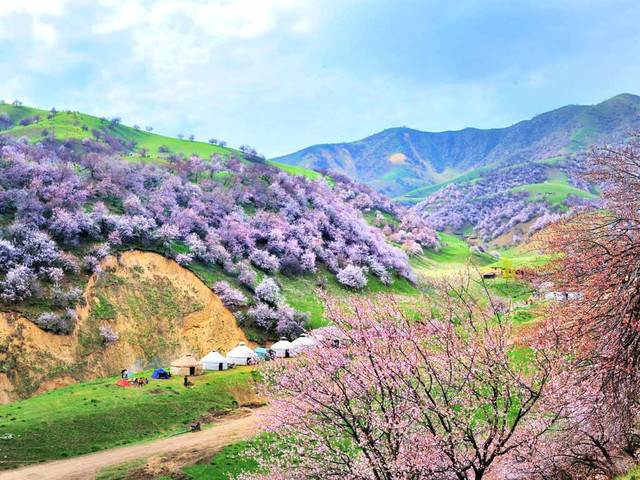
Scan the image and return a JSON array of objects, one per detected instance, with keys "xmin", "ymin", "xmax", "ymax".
[
  {"xmin": 254, "ymin": 348, "xmax": 276, "ymax": 361},
  {"xmin": 151, "ymin": 368, "xmax": 170, "ymax": 379}
]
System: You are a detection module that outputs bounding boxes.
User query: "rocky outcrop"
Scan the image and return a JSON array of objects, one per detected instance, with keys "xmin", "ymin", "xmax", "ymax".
[{"xmin": 0, "ymin": 251, "xmax": 247, "ymax": 402}]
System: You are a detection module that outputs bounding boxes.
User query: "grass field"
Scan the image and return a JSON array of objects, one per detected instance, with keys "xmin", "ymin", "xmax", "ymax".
[
  {"xmin": 0, "ymin": 367, "xmax": 259, "ymax": 468},
  {"xmin": 410, "ymin": 233, "xmax": 495, "ymax": 277},
  {"xmin": 182, "ymin": 437, "xmax": 263, "ymax": 480},
  {"xmin": 511, "ymin": 182, "xmax": 595, "ymax": 205}
]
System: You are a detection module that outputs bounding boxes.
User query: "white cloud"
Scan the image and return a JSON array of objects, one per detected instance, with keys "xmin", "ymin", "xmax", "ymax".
[
  {"xmin": 1, "ymin": 0, "xmax": 638, "ymax": 156},
  {"xmin": 0, "ymin": 0, "xmax": 68, "ymax": 18}
]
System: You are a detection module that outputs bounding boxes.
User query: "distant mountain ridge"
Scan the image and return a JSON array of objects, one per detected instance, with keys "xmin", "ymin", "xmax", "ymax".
[{"xmin": 274, "ymin": 93, "xmax": 640, "ymax": 196}]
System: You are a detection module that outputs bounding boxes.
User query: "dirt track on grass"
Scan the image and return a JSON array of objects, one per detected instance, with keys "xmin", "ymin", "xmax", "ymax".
[{"xmin": 0, "ymin": 407, "xmax": 260, "ymax": 480}]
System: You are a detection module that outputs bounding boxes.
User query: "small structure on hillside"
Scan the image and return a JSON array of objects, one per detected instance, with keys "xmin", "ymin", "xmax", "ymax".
[
  {"xmin": 201, "ymin": 351, "xmax": 228, "ymax": 371},
  {"xmin": 116, "ymin": 378, "xmax": 131, "ymax": 387},
  {"xmin": 312, "ymin": 326, "xmax": 344, "ymax": 348},
  {"xmin": 481, "ymin": 267, "xmax": 501, "ymax": 279},
  {"xmin": 291, "ymin": 334, "xmax": 316, "ymax": 353},
  {"xmin": 169, "ymin": 354, "xmax": 203, "ymax": 376},
  {"xmin": 226, "ymin": 341, "xmax": 259, "ymax": 366},
  {"xmin": 271, "ymin": 338, "xmax": 294, "ymax": 358},
  {"xmin": 151, "ymin": 368, "xmax": 171, "ymax": 379},
  {"xmin": 254, "ymin": 347, "xmax": 276, "ymax": 361}
]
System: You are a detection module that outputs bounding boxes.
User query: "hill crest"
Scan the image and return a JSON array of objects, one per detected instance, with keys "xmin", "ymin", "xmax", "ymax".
[{"xmin": 273, "ymin": 93, "xmax": 640, "ymax": 196}]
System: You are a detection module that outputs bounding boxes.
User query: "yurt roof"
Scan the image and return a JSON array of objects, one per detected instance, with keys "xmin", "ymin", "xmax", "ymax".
[
  {"xmin": 200, "ymin": 351, "xmax": 227, "ymax": 363},
  {"xmin": 311, "ymin": 326, "xmax": 342, "ymax": 340},
  {"xmin": 227, "ymin": 343, "xmax": 258, "ymax": 358},
  {"xmin": 292, "ymin": 334, "xmax": 316, "ymax": 347},
  {"xmin": 170, "ymin": 354, "xmax": 202, "ymax": 367},
  {"xmin": 271, "ymin": 338, "xmax": 294, "ymax": 350}
]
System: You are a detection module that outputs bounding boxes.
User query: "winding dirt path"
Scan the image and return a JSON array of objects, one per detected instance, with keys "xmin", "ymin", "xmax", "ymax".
[{"xmin": 0, "ymin": 408, "xmax": 261, "ymax": 480}]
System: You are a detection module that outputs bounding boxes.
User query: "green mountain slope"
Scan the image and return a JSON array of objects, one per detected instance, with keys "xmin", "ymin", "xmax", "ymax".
[
  {"xmin": 0, "ymin": 103, "xmax": 322, "ymax": 179},
  {"xmin": 273, "ymin": 93, "xmax": 640, "ymax": 196}
]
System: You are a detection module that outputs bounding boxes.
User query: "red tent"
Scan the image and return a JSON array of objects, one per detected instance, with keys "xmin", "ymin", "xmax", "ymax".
[{"xmin": 116, "ymin": 378, "xmax": 131, "ymax": 387}]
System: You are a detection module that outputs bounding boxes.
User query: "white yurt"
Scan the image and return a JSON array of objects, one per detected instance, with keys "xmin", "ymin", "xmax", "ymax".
[
  {"xmin": 226, "ymin": 341, "xmax": 259, "ymax": 366},
  {"xmin": 200, "ymin": 351, "xmax": 228, "ymax": 371},
  {"xmin": 271, "ymin": 338, "xmax": 294, "ymax": 358},
  {"xmin": 291, "ymin": 334, "xmax": 316, "ymax": 353},
  {"xmin": 311, "ymin": 326, "xmax": 343, "ymax": 347}
]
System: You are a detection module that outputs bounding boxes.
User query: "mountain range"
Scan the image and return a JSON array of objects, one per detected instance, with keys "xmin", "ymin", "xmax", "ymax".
[{"xmin": 274, "ymin": 93, "xmax": 640, "ymax": 198}]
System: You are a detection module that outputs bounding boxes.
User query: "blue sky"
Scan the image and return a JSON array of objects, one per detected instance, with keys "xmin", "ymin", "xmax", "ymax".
[{"xmin": 1, "ymin": 0, "xmax": 639, "ymax": 156}]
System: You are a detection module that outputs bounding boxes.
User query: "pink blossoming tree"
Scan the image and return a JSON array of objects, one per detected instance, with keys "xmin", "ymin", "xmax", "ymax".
[{"xmin": 245, "ymin": 279, "xmax": 563, "ymax": 480}]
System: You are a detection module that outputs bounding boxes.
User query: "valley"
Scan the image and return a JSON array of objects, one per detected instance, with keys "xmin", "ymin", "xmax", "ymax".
[
  {"xmin": 276, "ymin": 94, "xmax": 640, "ymax": 244},
  {"xmin": 4, "ymin": 2, "xmax": 640, "ymax": 478}
]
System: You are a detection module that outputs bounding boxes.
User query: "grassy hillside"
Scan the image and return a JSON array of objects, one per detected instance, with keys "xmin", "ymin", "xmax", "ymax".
[
  {"xmin": 0, "ymin": 104, "xmax": 323, "ymax": 182},
  {"xmin": 511, "ymin": 182, "xmax": 596, "ymax": 205},
  {"xmin": 0, "ymin": 105, "xmax": 230, "ymax": 160},
  {"xmin": 409, "ymin": 233, "xmax": 495, "ymax": 277},
  {"xmin": 395, "ymin": 157, "xmax": 589, "ymax": 205},
  {"xmin": 0, "ymin": 367, "xmax": 259, "ymax": 468},
  {"xmin": 274, "ymin": 93, "xmax": 640, "ymax": 197},
  {"xmin": 395, "ymin": 163, "xmax": 499, "ymax": 203}
]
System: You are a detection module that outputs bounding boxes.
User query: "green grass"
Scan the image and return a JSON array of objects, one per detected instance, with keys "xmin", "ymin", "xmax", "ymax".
[
  {"xmin": 278, "ymin": 264, "xmax": 421, "ymax": 329},
  {"xmin": 410, "ymin": 233, "xmax": 494, "ymax": 277},
  {"xmin": 0, "ymin": 105, "xmax": 322, "ymax": 180},
  {"xmin": 511, "ymin": 182, "xmax": 595, "ymax": 205},
  {"xmin": 0, "ymin": 105, "xmax": 232, "ymax": 160},
  {"xmin": 616, "ymin": 465, "xmax": 640, "ymax": 480},
  {"xmin": 484, "ymin": 278, "xmax": 533, "ymax": 302},
  {"xmin": 266, "ymin": 160, "xmax": 328, "ymax": 181},
  {"xmin": 394, "ymin": 163, "xmax": 499, "ymax": 202},
  {"xmin": 183, "ymin": 437, "xmax": 264, "ymax": 479},
  {"xmin": 95, "ymin": 458, "xmax": 147, "ymax": 480},
  {"xmin": 379, "ymin": 164, "xmax": 415, "ymax": 181},
  {"xmin": 361, "ymin": 209, "xmax": 400, "ymax": 227},
  {"xmin": 0, "ymin": 367, "xmax": 258, "ymax": 468}
]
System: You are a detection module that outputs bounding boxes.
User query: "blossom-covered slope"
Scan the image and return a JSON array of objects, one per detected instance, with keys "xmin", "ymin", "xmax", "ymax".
[
  {"xmin": 412, "ymin": 157, "xmax": 597, "ymax": 245},
  {"xmin": 0, "ymin": 132, "xmax": 438, "ymax": 340}
]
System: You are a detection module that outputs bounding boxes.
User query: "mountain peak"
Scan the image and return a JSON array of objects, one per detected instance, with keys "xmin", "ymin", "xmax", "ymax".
[
  {"xmin": 274, "ymin": 94, "xmax": 640, "ymax": 197},
  {"xmin": 602, "ymin": 92, "xmax": 640, "ymax": 104}
]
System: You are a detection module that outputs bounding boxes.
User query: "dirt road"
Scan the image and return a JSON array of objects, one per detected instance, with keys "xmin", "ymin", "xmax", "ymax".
[{"xmin": 0, "ymin": 408, "xmax": 260, "ymax": 480}]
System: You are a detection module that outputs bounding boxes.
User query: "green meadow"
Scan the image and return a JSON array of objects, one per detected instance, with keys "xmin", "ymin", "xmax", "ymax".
[{"xmin": 0, "ymin": 367, "xmax": 258, "ymax": 468}]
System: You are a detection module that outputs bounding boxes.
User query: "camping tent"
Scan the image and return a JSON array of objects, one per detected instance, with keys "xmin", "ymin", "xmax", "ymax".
[
  {"xmin": 271, "ymin": 338, "xmax": 294, "ymax": 358},
  {"xmin": 291, "ymin": 334, "xmax": 316, "ymax": 353},
  {"xmin": 254, "ymin": 347, "xmax": 276, "ymax": 361},
  {"xmin": 116, "ymin": 378, "xmax": 131, "ymax": 387},
  {"xmin": 151, "ymin": 368, "xmax": 170, "ymax": 379},
  {"xmin": 169, "ymin": 354, "xmax": 203, "ymax": 376},
  {"xmin": 201, "ymin": 351, "xmax": 228, "ymax": 371},
  {"xmin": 226, "ymin": 341, "xmax": 259, "ymax": 366}
]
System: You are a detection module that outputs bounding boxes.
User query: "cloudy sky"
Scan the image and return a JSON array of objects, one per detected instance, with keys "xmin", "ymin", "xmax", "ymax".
[{"xmin": 2, "ymin": 0, "xmax": 639, "ymax": 156}]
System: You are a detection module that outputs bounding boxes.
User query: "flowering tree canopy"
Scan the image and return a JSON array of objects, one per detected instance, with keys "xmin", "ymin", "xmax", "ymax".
[{"xmin": 247, "ymin": 281, "xmax": 562, "ymax": 480}]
